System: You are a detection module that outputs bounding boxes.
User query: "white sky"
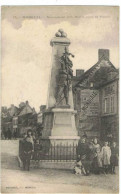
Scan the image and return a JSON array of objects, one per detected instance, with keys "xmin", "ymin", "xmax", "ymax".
[{"xmin": 1, "ymin": 6, "xmax": 119, "ymax": 112}]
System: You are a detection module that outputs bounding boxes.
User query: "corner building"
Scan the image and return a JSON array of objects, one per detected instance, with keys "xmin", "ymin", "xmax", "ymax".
[{"xmin": 73, "ymin": 49, "xmax": 119, "ymax": 141}]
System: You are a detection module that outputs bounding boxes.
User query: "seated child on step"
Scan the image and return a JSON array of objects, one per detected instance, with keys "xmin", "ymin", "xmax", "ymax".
[{"xmin": 74, "ymin": 155, "xmax": 86, "ymax": 175}]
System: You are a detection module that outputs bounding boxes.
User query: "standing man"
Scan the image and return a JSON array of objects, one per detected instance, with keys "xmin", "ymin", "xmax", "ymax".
[
  {"xmin": 77, "ymin": 135, "xmax": 91, "ymax": 175},
  {"xmin": 22, "ymin": 130, "xmax": 34, "ymax": 171}
]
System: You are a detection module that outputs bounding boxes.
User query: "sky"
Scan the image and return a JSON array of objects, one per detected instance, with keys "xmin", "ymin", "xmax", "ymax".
[{"xmin": 1, "ymin": 6, "xmax": 119, "ymax": 112}]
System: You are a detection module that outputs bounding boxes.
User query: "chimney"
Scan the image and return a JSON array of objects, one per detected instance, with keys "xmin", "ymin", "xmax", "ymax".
[
  {"xmin": 76, "ymin": 69, "xmax": 84, "ymax": 77},
  {"xmin": 11, "ymin": 104, "xmax": 14, "ymax": 107},
  {"xmin": 19, "ymin": 102, "xmax": 25, "ymax": 108},
  {"xmin": 98, "ymin": 49, "xmax": 109, "ymax": 61},
  {"xmin": 26, "ymin": 101, "xmax": 29, "ymax": 105},
  {"xmin": 40, "ymin": 105, "xmax": 46, "ymax": 112},
  {"xmin": 32, "ymin": 108, "xmax": 36, "ymax": 113}
]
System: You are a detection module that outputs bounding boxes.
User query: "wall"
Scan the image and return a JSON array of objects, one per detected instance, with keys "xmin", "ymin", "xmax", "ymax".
[
  {"xmin": 73, "ymin": 88, "xmax": 100, "ymax": 138},
  {"xmin": 100, "ymin": 80, "xmax": 118, "ymax": 116},
  {"xmin": 99, "ymin": 79, "xmax": 119, "ymax": 141}
]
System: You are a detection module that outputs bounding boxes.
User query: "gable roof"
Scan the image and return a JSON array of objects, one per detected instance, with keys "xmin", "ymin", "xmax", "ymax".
[
  {"xmin": 74, "ymin": 57, "xmax": 118, "ymax": 88},
  {"xmin": 18, "ymin": 103, "xmax": 33, "ymax": 116},
  {"xmin": 97, "ymin": 71, "xmax": 119, "ymax": 88},
  {"xmin": 7, "ymin": 105, "xmax": 19, "ymax": 117}
]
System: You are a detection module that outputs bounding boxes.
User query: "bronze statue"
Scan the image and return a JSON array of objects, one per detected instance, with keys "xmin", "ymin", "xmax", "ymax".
[
  {"xmin": 60, "ymin": 47, "xmax": 74, "ymax": 76},
  {"xmin": 56, "ymin": 47, "xmax": 74, "ymax": 107}
]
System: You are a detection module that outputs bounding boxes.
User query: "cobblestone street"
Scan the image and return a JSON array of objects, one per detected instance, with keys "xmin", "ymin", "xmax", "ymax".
[{"xmin": 1, "ymin": 140, "xmax": 119, "ymax": 193}]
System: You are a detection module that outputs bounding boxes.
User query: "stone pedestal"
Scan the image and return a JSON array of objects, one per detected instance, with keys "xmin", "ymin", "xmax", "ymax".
[{"xmin": 49, "ymin": 108, "xmax": 79, "ymax": 145}]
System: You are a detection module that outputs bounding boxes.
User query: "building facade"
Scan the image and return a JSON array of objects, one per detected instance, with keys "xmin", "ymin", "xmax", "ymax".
[
  {"xmin": 1, "ymin": 101, "xmax": 38, "ymax": 138},
  {"xmin": 73, "ymin": 49, "xmax": 119, "ymax": 141},
  {"xmin": 1, "ymin": 105, "xmax": 18, "ymax": 135},
  {"xmin": 99, "ymin": 75, "xmax": 119, "ymax": 141},
  {"xmin": 17, "ymin": 101, "xmax": 37, "ymax": 136}
]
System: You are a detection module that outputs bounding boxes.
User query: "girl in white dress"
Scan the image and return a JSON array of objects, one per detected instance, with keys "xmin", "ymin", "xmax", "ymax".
[{"xmin": 101, "ymin": 141, "xmax": 111, "ymax": 174}]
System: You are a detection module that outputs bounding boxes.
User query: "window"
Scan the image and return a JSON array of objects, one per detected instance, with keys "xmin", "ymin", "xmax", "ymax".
[
  {"xmin": 90, "ymin": 82, "xmax": 93, "ymax": 87},
  {"xmin": 104, "ymin": 96, "xmax": 115, "ymax": 114},
  {"xmin": 104, "ymin": 98, "xmax": 107, "ymax": 113},
  {"xmin": 13, "ymin": 118, "xmax": 18, "ymax": 125},
  {"xmin": 104, "ymin": 97, "xmax": 110, "ymax": 113},
  {"xmin": 111, "ymin": 96, "xmax": 115, "ymax": 113},
  {"xmin": 108, "ymin": 98, "xmax": 110, "ymax": 113}
]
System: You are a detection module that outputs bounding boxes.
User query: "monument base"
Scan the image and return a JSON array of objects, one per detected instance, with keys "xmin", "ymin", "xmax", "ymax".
[
  {"xmin": 48, "ymin": 108, "xmax": 80, "ymax": 157},
  {"xmin": 49, "ymin": 136, "xmax": 80, "ymax": 146},
  {"xmin": 51, "ymin": 108, "xmax": 79, "ymax": 135},
  {"xmin": 42, "ymin": 108, "xmax": 80, "ymax": 156}
]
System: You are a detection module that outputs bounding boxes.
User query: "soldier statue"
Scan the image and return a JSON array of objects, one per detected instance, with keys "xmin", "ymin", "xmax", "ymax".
[{"xmin": 56, "ymin": 47, "xmax": 74, "ymax": 107}]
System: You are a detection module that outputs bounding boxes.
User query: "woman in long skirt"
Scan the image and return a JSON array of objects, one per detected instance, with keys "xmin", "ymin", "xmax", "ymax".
[
  {"xmin": 92, "ymin": 137, "xmax": 103, "ymax": 174},
  {"xmin": 110, "ymin": 141, "xmax": 118, "ymax": 174}
]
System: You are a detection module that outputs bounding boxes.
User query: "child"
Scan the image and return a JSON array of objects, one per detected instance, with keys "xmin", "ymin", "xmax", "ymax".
[
  {"xmin": 34, "ymin": 139, "xmax": 41, "ymax": 167},
  {"xmin": 92, "ymin": 137, "xmax": 103, "ymax": 174},
  {"xmin": 110, "ymin": 141, "xmax": 118, "ymax": 174},
  {"xmin": 74, "ymin": 155, "xmax": 86, "ymax": 175},
  {"xmin": 101, "ymin": 141, "xmax": 111, "ymax": 174}
]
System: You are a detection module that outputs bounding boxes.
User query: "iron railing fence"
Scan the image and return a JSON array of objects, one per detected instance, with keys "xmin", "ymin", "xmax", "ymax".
[{"xmin": 19, "ymin": 140, "xmax": 77, "ymax": 161}]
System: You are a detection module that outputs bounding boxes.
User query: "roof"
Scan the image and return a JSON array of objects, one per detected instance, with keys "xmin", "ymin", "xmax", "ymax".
[
  {"xmin": 97, "ymin": 72, "xmax": 119, "ymax": 88},
  {"xmin": 18, "ymin": 104, "xmax": 33, "ymax": 116},
  {"xmin": 2, "ymin": 111, "xmax": 13, "ymax": 122},
  {"xmin": 2, "ymin": 102, "xmax": 37, "ymax": 120},
  {"xmin": 8, "ymin": 105, "xmax": 19, "ymax": 117},
  {"xmin": 74, "ymin": 57, "xmax": 118, "ymax": 89}
]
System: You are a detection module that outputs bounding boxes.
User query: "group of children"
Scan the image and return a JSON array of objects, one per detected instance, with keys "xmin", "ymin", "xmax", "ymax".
[{"xmin": 74, "ymin": 137, "xmax": 118, "ymax": 176}]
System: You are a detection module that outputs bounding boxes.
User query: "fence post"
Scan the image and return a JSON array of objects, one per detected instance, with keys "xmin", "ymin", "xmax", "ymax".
[
  {"xmin": 54, "ymin": 142, "xmax": 55, "ymax": 162},
  {"xmin": 60, "ymin": 142, "xmax": 62, "ymax": 161},
  {"xmin": 57, "ymin": 144, "xmax": 58, "ymax": 161},
  {"xmin": 51, "ymin": 144, "xmax": 52, "ymax": 161},
  {"xmin": 76, "ymin": 144, "xmax": 77, "ymax": 160},
  {"xmin": 48, "ymin": 146, "xmax": 49, "ymax": 160},
  {"xmin": 70, "ymin": 144, "xmax": 71, "ymax": 161},
  {"xmin": 67, "ymin": 142, "xmax": 68, "ymax": 161},
  {"xmin": 73, "ymin": 142, "xmax": 74, "ymax": 160},
  {"xmin": 64, "ymin": 144, "xmax": 65, "ymax": 161}
]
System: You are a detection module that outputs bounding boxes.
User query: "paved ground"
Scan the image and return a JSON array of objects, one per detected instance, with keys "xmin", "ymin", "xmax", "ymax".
[{"xmin": 1, "ymin": 140, "xmax": 119, "ymax": 193}]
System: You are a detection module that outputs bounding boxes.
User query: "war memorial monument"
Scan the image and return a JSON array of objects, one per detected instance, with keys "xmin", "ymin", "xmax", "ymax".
[{"xmin": 42, "ymin": 29, "xmax": 80, "ymax": 147}]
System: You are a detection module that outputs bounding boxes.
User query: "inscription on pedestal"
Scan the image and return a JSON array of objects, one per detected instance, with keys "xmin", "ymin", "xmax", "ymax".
[{"xmin": 54, "ymin": 113, "xmax": 71, "ymax": 125}]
